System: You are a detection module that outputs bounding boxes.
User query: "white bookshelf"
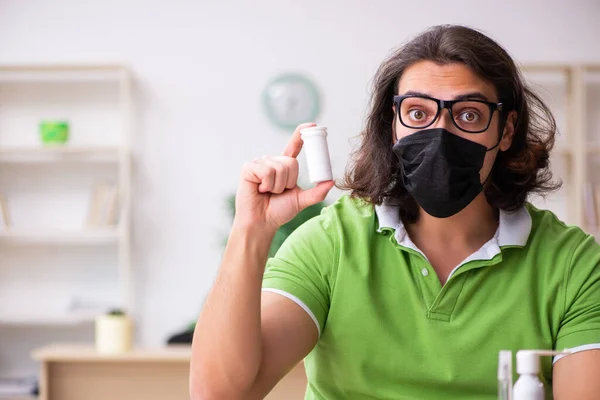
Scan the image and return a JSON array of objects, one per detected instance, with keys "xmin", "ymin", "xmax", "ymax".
[
  {"xmin": 522, "ymin": 63, "xmax": 600, "ymax": 236},
  {"xmin": 0, "ymin": 64, "xmax": 133, "ymax": 377}
]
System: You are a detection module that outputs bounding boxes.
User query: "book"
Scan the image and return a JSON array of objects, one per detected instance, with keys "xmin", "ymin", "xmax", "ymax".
[
  {"xmin": 101, "ymin": 185, "xmax": 119, "ymax": 226},
  {"xmin": 595, "ymin": 185, "xmax": 600, "ymax": 232},
  {"xmin": 0, "ymin": 196, "xmax": 10, "ymax": 228},
  {"xmin": 86, "ymin": 184, "xmax": 107, "ymax": 227},
  {"xmin": 0, "ymin": 377, "xmax": 37, "ymax": 395},
  {"xmin": 584, "ymin": 182, "xmax": 598, "ymax": 229},
  {"xmin": 86, "ymin": 183, "xmax": 119, "ymax": 227}
]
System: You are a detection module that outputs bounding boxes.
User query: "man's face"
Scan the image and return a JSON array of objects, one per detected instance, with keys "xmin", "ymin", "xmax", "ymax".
[{"xmin": 393, "ymin": 60, "xmax": 515, "ymax": 183}]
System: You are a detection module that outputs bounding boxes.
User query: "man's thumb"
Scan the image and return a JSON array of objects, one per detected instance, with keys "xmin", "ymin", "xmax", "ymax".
[{"xmin": 297, "ymin": 181, "xmax": 335, "ymax": 210}]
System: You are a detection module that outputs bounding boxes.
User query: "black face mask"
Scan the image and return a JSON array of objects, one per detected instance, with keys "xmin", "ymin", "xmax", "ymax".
[{"xmin": 392, "ymin": 128, "xmax": 500, "ymax": 219}]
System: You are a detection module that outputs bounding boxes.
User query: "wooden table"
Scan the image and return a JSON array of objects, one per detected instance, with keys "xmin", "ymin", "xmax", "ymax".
[{"xmin": 32, "ymin": 344, "xmax": 307, "ymax": 400}]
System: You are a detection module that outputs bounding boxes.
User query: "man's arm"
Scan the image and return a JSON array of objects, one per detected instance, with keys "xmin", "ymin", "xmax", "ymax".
[
  {"xmin": 189, "ymin": 123, "xmax": 333, "ymax": 399},
  {"xmin": 552, "ymin": 233, "xmax": 600, "ymax": 399},
  {"xmin": 189, "ymin": 225, "xmax": 318, "ymax": 399},
  {"xmin": 553, "ymin": 349, "xmax": 600, "ymax": 399},
  {"xmin": 247, "ymin": 292, "xmax": 318, "ymax": 398}
]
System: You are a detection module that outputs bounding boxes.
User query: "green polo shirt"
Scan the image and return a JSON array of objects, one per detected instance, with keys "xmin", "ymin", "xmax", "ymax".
[{"xmin": 262, "ymin": 195, "xmax": 600, "ymax": 399}]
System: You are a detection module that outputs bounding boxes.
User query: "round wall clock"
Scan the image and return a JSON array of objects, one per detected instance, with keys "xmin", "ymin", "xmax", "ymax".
[{"xmin": 262, "ymin": 73, "xmax": 321, "ymax": 131}]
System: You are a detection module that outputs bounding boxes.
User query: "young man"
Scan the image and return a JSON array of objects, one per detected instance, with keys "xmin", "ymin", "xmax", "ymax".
[{"xmin": 191, "ymin": 25, "xmax": 600, "ymax": 399}]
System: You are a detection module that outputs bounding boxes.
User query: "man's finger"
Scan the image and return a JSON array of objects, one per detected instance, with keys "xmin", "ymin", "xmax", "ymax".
[
  {"xmin": 282, "ymin": 122, "xmax": 316, "ymax": 158},
  {"xmin": 272, "ymin": 156, "xmax": 299, "ymax": 189},
  {"xmin": 257, "ymin": 158, "xmax": 288, "ymax": 194}
]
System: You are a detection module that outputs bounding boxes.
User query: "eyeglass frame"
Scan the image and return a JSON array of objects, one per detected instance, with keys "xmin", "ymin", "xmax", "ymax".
[{"xmin": 393, "ymin": 94, "xmax": 504, "ymax": 134}]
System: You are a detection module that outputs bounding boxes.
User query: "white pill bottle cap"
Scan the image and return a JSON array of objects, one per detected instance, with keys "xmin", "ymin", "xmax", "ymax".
[{"xmin": 300, "ymin": 125, "xmax": 328, "ymax": 138}]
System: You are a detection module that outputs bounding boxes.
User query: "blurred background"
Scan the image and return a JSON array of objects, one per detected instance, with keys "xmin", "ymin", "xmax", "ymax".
[{"xmin": 0, "ymin": 0, "xmax": 599, "ymax": 398}]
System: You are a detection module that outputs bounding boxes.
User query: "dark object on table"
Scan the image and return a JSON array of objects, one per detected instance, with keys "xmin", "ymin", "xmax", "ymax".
[{"xmin": 167, "ymin": 326, "xmax": 194, "ymax": 345}]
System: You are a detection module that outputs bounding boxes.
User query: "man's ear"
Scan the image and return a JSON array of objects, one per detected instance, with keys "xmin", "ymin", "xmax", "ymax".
[{"xmin": 499, "ymin": 111, "xmax": 518, "ymax": 152}]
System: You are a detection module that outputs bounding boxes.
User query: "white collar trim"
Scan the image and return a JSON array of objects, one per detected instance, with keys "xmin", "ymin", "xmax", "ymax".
[
  {"xmin": 374, "ymin": 203, "xmax": 532, "ymax": 273},
  {"xmin": 375, "ymin": 203, "xmax": 532, "ymax": 260},
  {"xmin": 375, "ymin": 203, "xmax": 532, "ymax": 247}
]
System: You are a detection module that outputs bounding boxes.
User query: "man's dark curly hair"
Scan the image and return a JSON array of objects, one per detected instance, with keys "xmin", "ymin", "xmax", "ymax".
[{"xmin": 340, "ymin": 24, "xmax": 560, "ymax": 223}]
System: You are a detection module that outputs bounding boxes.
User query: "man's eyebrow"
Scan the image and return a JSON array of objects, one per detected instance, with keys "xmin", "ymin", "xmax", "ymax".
[
  {"xmin": 401, "ymin": 90, "xmax": 432, "ymax": 98},
  {"xmin": 452, "ymin": 92, "xmax": 491, "ymax": 102},
  {"xmin": 399, "ymin": 91, "xmax": 492, "ymax": 102}
]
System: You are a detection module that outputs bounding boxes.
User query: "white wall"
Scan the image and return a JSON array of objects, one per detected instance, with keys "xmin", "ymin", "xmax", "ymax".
[{"xmin": 0, "ymin": 0, "xmax": 599, "ymax": 362}]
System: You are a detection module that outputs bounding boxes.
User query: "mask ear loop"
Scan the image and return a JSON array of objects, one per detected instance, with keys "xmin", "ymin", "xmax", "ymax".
[
  {"xmin": 485, "ymin": 116, "xmax": 506, "ymax": 152},
  {"xmin": 482, "ymin": 114, "xmax": 509, "ymax": 186},
  {"xmin": 486, "ymin": 136, "xmax": 502, "ymax": 152}
]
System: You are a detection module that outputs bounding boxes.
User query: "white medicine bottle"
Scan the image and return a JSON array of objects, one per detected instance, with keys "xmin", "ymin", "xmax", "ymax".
[{"xmin": 299, "ymin": 125, "xmax": 333, "ymax": 184}]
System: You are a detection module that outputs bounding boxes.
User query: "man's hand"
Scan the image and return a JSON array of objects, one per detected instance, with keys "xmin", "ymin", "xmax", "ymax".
[{"xmin": 235, "ymin": 122, "xmax": 334, "ymax": 233}]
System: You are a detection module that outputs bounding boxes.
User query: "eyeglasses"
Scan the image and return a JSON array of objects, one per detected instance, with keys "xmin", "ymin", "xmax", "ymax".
[{"xmin": 393, "ymin": 95, "xmax": 504, "ymax": 134}]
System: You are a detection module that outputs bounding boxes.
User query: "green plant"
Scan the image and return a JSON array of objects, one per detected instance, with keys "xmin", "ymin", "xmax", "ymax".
[
  {"xmin": 226, "ymin": 191, "xmax": 327, "ymax": 257},
  {"xmin": 180, "ymin": 190, "xmax": 328, "ymax": 337}
]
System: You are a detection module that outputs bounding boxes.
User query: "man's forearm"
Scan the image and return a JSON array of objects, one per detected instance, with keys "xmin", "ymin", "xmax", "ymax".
[{"xmin": 190, "ymin": 223, "xmax": 275, "ymax": 398}]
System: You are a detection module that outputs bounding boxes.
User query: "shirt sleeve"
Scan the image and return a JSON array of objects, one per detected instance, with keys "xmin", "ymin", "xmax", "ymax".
[
  {"xmin": 262, "ymin": 205, "xmax": 339, "ymax": 336},
  {"xmin": 554, "ymin": 234, "xmax": 600, "ymax": 353}
]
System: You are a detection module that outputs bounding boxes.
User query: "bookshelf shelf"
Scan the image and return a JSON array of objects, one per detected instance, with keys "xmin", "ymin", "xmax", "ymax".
[
  {"xmin": 0, "ymin": 312, "xmax": 96, "ymax": 326},
  {"xmin": 0, "ymin": 146, "xmax": 124, "ymax": 163},
  {"xmin": 0, "ymin": 64, "xmax": 126, "ymax": 83},
  {"xmin": 588, "ymin": 144, "xmax": 600, "ymax": 154},
  {"xmin": 554, "ymin": 147, "xmax": 572, "ymax": 157},
  {"xmin": 2, "ymin": 396, "xmax": 37, "ymax": 400},
  {"xmin": 0, "ymin": 227, "xmax": 120, "ymax": 245}
]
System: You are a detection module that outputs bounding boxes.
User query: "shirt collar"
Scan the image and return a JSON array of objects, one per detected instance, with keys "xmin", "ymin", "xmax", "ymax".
[{"xmin": 374, "ymin": 202, "xmax": 532, "ymax": 248}]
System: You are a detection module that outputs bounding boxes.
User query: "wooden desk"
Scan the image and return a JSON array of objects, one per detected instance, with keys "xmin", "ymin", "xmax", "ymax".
[{"xmin": 32, "ymin": 345, "xmax": 307, "ymax": 400}]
